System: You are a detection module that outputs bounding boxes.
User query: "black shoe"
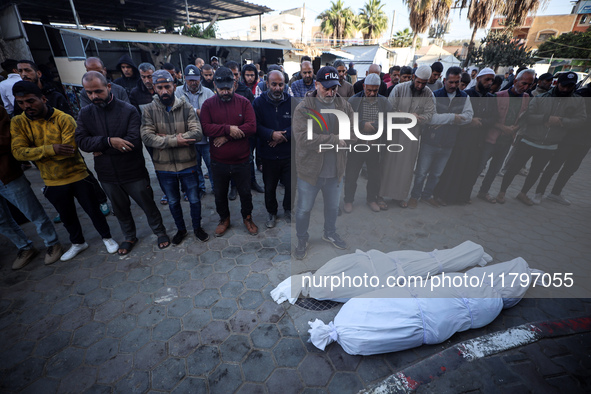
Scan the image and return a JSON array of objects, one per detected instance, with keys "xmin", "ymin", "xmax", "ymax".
[
  {"xmin": 266, "ymin": 213, "xmax": 276, "ymax": 228},
  {"xmin": 322, "ymin": 233, "xmax": 348, "ymax": 250},
  {"xmin": 251, "ymin": 181, "xmax": 264, "ymax": 193},
  {"xmin": 199, "ymin": 190, "xmax": 206, "ymax": 200},
  {"xmin": 228, "ymin": 186, "xmax": 237, "ymax": 201},
  {"xmin": 294, "ymin": 239, "xmax": 308, "ymax": 260},
  {"xmin": 195, "ymin": 227, "xmax": 209, "ymax": 242},
  {"xmin": 172, "ymin": 230, "xmax": 188, "ymax": 245},
  {"xmin": 284, "ymin": 209, "xmax": 291, "ymax": 223}
]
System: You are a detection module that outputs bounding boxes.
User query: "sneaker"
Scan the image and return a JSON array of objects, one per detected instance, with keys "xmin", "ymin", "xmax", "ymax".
[
  {"xmin": 243, "ymin": 215, "xmax": 258, "ymax": 235},
  {"xmin": 195, "ymin": 227, "xmax": 209, "ymax": 242},
  {"xmin": 547, "ymin": 193, "xmax": 571, "ymax": 206},
  {"xmin": 45, "ymin": 243, "xmax": 63, "ymax": 265},
  {"xmin": 284, "ymin": 210, "xmax": 291, "ymax": 223},
  {"xmin": 172, "ymin": 230, "xmax": 188, "ymax": 245},
  {"xmin": 60, "ymin": 243, "xmax": 89, "ymax": 261},
  {"xmin": 266, "ymin": 213, "xmax": 276, "ymax": 228},
  {"xmin": 100, "ymin": 203, "xmax": 110, "ymax": 216},
  {"xmin": 343, "ymin": 202, "xmax": 353, "ymax": 213},
  {"xmin": 228, "ymin": 186, "xmax": 237, "ymax": 201},
  {"xmin": 199, "ymin": 190, "xmax": 206, "ymax": 200},
  {"xmin": 294, "ymin": 239, "xmax": 308, "ymax": 260},
  {"xmin": 532, "ymin": 193, "xmax": 543, "ymax": 205},
  {"xmin": 103, "ymin": 238, "xmax": 119, "ymax": 253},
  {"xmin": 516, "ymin": 192, "xmax": 534, "ymax": 206},
  {"xmin": 322, "ymin": 233, "xmax": 348, "ymax": 250},
  {"xmin": 53, "ymin": 214, "xmax": 61, "ymax": 223},
  {"xmin": 13, "ymin": 247, "xmax": 39, "ymax": 270}
]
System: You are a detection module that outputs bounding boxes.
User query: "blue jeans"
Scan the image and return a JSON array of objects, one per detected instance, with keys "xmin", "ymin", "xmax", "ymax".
[
  {"xmin": 295, "ymin": 177, "xmax": 341, "ymax": 241},
  {"xmin": 195, "ymin": 144, "xmax": 214, "ymax": 192},
  {"xmin": 411, "ymin": 143, "xmax": 453, "ymax": 200},
  {"xmin": 157, "ymin": 167, "xmax": 201, "ymax": 232},
  {"xmin": 0, "ymin": 175, "xmax": 58, "ymax": 250}
]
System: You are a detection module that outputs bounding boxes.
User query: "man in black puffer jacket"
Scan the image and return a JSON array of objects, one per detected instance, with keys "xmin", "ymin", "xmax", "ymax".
[{"xmin": 75, "ymin": 71, "xmax": 170, "ymax": 254}]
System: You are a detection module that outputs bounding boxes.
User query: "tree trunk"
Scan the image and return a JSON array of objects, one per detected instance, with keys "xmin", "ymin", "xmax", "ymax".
[
  {"xmin": 411, "ymin": 33, "xmax": 418, "ymax": 50},
  {"xmin": 463, "ymin": 25, "xmax": 478, "ymax": 68}
]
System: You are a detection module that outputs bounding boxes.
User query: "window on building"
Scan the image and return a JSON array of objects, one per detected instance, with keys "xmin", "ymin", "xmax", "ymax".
[
  {"xmin": 537, "ymin": 31, "xmax": 556, "ymax": 42},
  {"xmin": 262, "ymin": 25, "xmax": 266, "ymax": 32},
  {"xmin": 581, "ymin": 15, "xmax": 588, "ymax": 24},
  {"xmin": 272, "ymin": 24, "xmax": 279, "ymax": 32},
  {"xmin": 314, "ymin": 33, "xmax": 323, "ymax": 43}
]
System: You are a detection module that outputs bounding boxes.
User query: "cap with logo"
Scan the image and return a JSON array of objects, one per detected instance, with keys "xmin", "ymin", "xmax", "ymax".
[
  {"xmin": 184, "ymin": 65, "xmax": 201, "ymax": 81},
  {"xmin": 213, "ymin": 67, "xmax": 235, "ymax": 90},
  {"xmin": 557, "ymin": 72, "xmax": 577, "ymax": 86},
  {"xmin": 152, "ymin": 69, "xmax": 174, "ymax": 84},
  {"xmin": 316, "ymin": 66, "xmax": 341, "ymax": 89}
]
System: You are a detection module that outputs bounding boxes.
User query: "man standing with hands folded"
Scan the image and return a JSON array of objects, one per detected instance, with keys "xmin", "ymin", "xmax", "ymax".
[
  {"xmin": 200, "ymin": 67, "xmax": 258, "ymax": 237},
  {"xmin": 141, "ymin": 70, "xmax": 206, "ymax": 245}
]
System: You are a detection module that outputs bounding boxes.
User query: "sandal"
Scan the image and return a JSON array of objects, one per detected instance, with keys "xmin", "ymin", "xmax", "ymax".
[
  {"xmin": 397, "ymin": 200, "xmax": 408, "ymax": 208},
  {"xmin": 496, "ymin": 192, "xmax": 506, "ymax": 204},
  {"xmin": 377, "ymin": 199, "xmax": 389, "ymax": 211},
  {"xmin": 157, "ymin": 235, "xmax": 170, "ymax": 249},
  {"xmin": 160, "ymin": 196, "xmax": 168, "ymax": 205},
  {"xmin": 118, "ymin": 237, "xmax": 138, "ymax": 256},
  {"xmin": 477, "ymin": 193, "xmax": 496, "ymax": 204}
]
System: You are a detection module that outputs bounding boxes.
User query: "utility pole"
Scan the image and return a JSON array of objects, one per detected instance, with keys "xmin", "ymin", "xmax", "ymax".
[
  {"xmin": 389, "ymin": 10, "xmax": 396, "ymax": 45},
  {"xmin": 259, "ymin": 15, "xmax": 262, "ymax": 41},
  {"xmin": 301, "ymin": 3, "xmax": 306, "ymax": 44}
]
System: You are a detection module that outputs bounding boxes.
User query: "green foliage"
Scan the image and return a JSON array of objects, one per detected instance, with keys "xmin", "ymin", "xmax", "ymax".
[
  {"xmin": 469, "ymin": 30, "xmax": 535, "ymax": 71},
  {"xmin": 181, "ymin": 23, "xmax": 217, "ymax": 39},
  {"xmin": 357, "ymin": 0, "xmax": 389, "ymax": 42},
  {"xmin": 390, "ymin": 28, "xmax": 414, "ymax": 47},
  {"xmin": 536, "ymin": 30, "xmax": 591, "ymax": 61},
  {"xmin": 317, "ymin": 0, "xmax": 358, "ymax": 46}
]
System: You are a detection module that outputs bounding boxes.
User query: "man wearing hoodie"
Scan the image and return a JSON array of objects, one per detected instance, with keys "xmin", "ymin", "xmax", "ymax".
[
  {"xmin": 113, "ymin": 54, "xmax": 140, "ymax": 96},
  {"xmin": 242, "ymin": 63, "xmax": 259, "ymax": 96},
  {"xmin": 253, "ymin": 70, "xmax": 292, "ymax": 229}
]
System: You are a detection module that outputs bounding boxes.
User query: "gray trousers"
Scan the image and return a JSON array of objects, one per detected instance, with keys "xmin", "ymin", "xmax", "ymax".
[{"xmin": 101, "ymin": 177, "xmax": 166, "ymax": 240}]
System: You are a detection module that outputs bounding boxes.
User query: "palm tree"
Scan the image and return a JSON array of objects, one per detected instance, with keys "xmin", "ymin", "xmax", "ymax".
[
  {"xmin": 317, "ymin": 0, "xmax": 357, "ymax": 47},
  {"xmin": 404, "ymin": 0, "xmax": 453, "ymax": 50},
  {"xmin": 357, "ymin": 0, "xmax": 389, "ymax": 44},
  {"xmin": 391, "ymin": 28, "xmax": 414, "ymax": 47},
  {"xmin": 461, "ymin": 0, "xmax": 546, "ymax": 67}
]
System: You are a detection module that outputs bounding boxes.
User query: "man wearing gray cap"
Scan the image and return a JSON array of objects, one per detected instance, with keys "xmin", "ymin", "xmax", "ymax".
[
  {"xmin": 141, "ymin": 70, "xmax": 207, "ymax": 244},
  {"xmin": 532, "ymin": 73, "xmax": 553, "ymax": 97},
  {"xmin": 380, "ymin": 64, "xmax": 435, "ymax": 208}
]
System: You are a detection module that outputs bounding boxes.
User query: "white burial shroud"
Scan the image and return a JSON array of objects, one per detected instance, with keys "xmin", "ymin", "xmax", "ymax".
[
  {"xmin": 308, "ymin": 258, "xmax": 543, "ymax": 356},
  {"xmin": 271, "ymin": 240, "xmax": 492, "ymax": 304}
]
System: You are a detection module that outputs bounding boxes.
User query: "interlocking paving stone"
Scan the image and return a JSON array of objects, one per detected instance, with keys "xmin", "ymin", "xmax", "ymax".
[
  {"xmin": 71, "ymin": 320, "xmax": 105, "ymax": 347},
  {"xmin": 266, "ymin": 368, "xmax": 304, "ymax": 394},
  {"xmin": 238, "ymin": 290, "xmax": 265, "ymax": 310},
  {"xmin": 212, "ymin": 298, "xmax": 239, "ymax": 320},
  {"xmin": 178, "ymin": 280, "xmax": 205, "ymax": 298},
  {"xmin": 153, "ymin": 260, "xmax": 177, "ymax": 276},
  {"xmin": 201, "ymin": 321, "xmax": 231, "ymax": 345},
  {"xmin": 228, "ymin": 266, "xmax": 251, "ymax": 281},
  {"xmin": 356, "ymin": 356, "xmax": 393, "ymax": 384},
  {"xmin": 242, "ymin": 350, "xmax": 276, "ymax": 382},
  {"xmin": 17, "ymin": 302, "xmax": 49, "ymax": 325},
  {"xmin": 167, "ymin": 297, "xmax": 194, "ymax": 317},
  {"xmin": 200, "ymin": 250, "xmax": 222, "ymax": 264},
  {"xmin": 101, "ymin": 271, "xmax": 127, "ymax": 288},
  {"xmin": 187, "ymin": 345, "xmax": 221, "ymax": 376},
  {"xmin": 151, "ymin": 357, "xmax": 186, "ymax": 391},
  {"xmin": 127, "ymin": 266, "xmax": 152, "ymax": 282},
  {"xmin": 134, "ymin": 341, "xmax": 167, "ymax": 371},
  {"xmin": 327, "ymin": 344, "xmax": 362, "ymax": 371},
  {"xmin": 221, "ymin": 281, "xmax": 245, "ymax": 298},
  {"xmin": 139, "ymin": 275, "xmax": 166, "ymax": 293},
  {"xmin": 120, "ymin": 327, "xmax": 151, "ymax": 353},
  {"xmin": 114, "ymin": 369, "xmax": 149, "ymax": 393},
  {"xmin": 250, "ymin": 323, "xmax": 281, "ymax": 349},
  {"xmin": 191, "ymin": 264, "xmax": 214, "ymax": 280},
  {"xmin": 194, "ymin": 288, "xmax": 221, "ymax": 308},
  {"xmin": 83, "ymin": 287, "xmax": 111, "ymax": 308},
  {"xmin": 58, "ymin": 365, "xmax": 96, "ymax": 393},
  {"xmin": 137, "ymin": 304, "xmax": 166, "ymax": 327},
  {"xmin": 256, "ymin": 300, "xmax": 284, "ymax": 323},
  {"xmin": 273, "ymin": 338, "xmax": 307, "ymax": 367},
  {"xmin": 1, "ymin": 357, "xmax": 45, "ymax": 391},
  {"xmin": 166, "ymin": 269, "xmax": 191, "ymax": 286},
  {"xmin": 93, "ymin": 299, "xmax": 123, "ymax": 322},
  {"xmin": 75, "ymin": 277, "xmax": 101, "ymax": 295},
  {"xmin": 0, "ymin": 341, "xmax": 35, "ymax": 370},
  {"xmin": 123, "ymin": 293, "xmax": 152, "ymax": 315},
  {"xmin": 182, "ymin": 308, "xmax": 212, "ymax": 331},
  {"xmin": 33, "ymin": 330, "xmax": 71, "ymax": 359},
  {"xmin": 237, "ymin": 382, "xmax": 268, "ymax": 394},
  {"xmin": 236, "ymin": 253, "xmax": 257, "ymax": 265},
  {"xmin": 298, "ymin": 354, "xmax": 335, "ymax": 387},
  {"xmin": 97, "ymin": 353, "xmax": 133, "ymax": 384},
  {"xmin": 171, "ymin": 377, "xmax": 207, "ymax": 393},
  {"xmin": 245, "ymin": 273, "xmax": 269, "ymax": 290},
  {"xmin": 213, "ymin": 258, "xmax": 237, "ymax": 273},
  {"xmin": 222, "ymin": 246, "xmax": 243, "ymax": 259},
  {"xmin": 220, "ymin": 335, "xmax": 252, "ymax": 363},
  {"xmin": 208, "ymin": 363, "xmax": 243, "ymax": 394},
  {"xmin": 169, "ymin": 330, "xmax": 201, "ymax": 357},
  {"xmin": 20, "ymin": 377, "xmax": 60, "ymax": 394},
  {"xmin": 111, "ymin": 281, "xmax": 139, "ymax": 301},
  {"xmin": 229, "ymin": 310, "xmax": 259, "ymax": 334},
  {"xmin": 327, "ymin": 372, "xmax": 364, "ymax": 393},
  {"xmin": 46, "ymin": 347, "xmax": 86, "ymax": 379},
  {"xmin": 85, "ymin": 337, "xmax": 120, "ymax": 366},
  {"xmin": 153, "ymin": 317, "xmax": 182, "ymax": 341}
]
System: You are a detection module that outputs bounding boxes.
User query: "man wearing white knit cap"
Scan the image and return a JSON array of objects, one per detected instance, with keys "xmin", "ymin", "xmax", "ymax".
[{"xmin": 380, "ymin": 65, "xmax": 435, "ymax": 208}]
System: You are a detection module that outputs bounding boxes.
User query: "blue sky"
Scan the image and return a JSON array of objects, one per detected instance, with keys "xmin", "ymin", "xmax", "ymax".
[{"xmin": 217, "ymin": 0, "xmax": 574, "ymax": 41}]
